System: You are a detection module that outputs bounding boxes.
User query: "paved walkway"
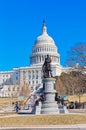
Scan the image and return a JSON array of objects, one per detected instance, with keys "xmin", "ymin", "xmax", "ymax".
[{"xmin": 0, "ymin": 125, "xmax": 86, "ymax": 130}]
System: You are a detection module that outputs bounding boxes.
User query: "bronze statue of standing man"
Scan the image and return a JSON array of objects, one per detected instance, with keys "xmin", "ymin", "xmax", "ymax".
[{"xmin": 42, "ymin": 55, "xmax": 53, "ymax": 78}]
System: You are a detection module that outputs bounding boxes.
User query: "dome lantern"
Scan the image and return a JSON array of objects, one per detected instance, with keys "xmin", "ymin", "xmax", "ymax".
[{"xmin": 42, "ymin": 20, "xmax": 47, "ymax": 35}]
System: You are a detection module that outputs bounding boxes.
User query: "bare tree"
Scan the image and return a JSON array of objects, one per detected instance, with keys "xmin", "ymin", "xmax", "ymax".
[
  {"xmin": 71, "ymin": 71, "xmax": 86, "ymax": 102},
  {"xmin": 66, "ymin": 43, "xmax": 86, "ymax": 69},
  {"xmin": 65, "ymin": 43, "xmax": 86, "ymax": 100},
  {"xmin": 55, "ymin": 71, "xmax": 86, "ymax": 97}
]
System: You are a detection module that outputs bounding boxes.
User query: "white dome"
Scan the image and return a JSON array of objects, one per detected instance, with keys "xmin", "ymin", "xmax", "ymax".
[
  {"xmin": 30, "ymin": 22, "xmax": 60, "ymax": 66},
  {"xmin": 35, "ymin": 25, "xmax": 55, "ymax": 46}
]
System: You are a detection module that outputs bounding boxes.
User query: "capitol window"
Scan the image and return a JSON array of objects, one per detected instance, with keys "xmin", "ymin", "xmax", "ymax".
[
  {"xmin": 8, "ymin": 87, "xmax": 11, "ymax": 91},
  {"xmin": 29, "ymin": 81, "xmax": 30, "ymax": 84},
  {"xmin": 13, "ymin": 87, "xmax": 15, "ymax": 91},
  {"xmin": 36, "ymin": 75, "xmax": 38, "ymax": 79},
  {"xmin": 23, "ymin": 71, "xmax": 26, "ymax": 74},
  {"xmin": 3, "ymin": 79, "xmax": 5, "ymax": 82},
  {"xmin": 16, "ymin": 72, "xmax": 18, "ymax": 75},
  {"xmin": 36, "ymin": 70, "xmax": 38, "ymax": 73},
  {"xmin": 32, "ymin": 70, "xmax": 34, "ymax": 73},
  {"xmin": 23, "ymin": 71, "xmax": 26, "ymax": 78},
  {"xmin": 6, "ymin": 74, "xmax": 8, "ymax": 77},
  {"xmin": 29, "ymin": 75, "xmax": 31, "ymax": 79},
  {"xmin": 16, "ymin": 77, "xmax": 18, "ymax": 80},
  {"xmin": 32, "ymin": 75, "xmax": 35, "ymax": 79},
  {"xmin": 36, "ymin": 80, "xmax": 38, "ymax": 84},
  {"xmin": 58, "ymin": 58, "xmax": 59, "ymax": 62}
]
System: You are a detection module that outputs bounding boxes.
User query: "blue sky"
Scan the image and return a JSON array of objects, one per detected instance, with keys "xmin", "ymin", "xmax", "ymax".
[{"xmin": 0, "ymin": 0, "xmax": 86, "ymax": 71}]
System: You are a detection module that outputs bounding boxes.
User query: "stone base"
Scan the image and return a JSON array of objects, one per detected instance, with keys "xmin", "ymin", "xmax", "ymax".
[
  {"xmin": 41, "ymin": 77, "xmax": 59, "ymax": 114},
  {"xmin": 41, "ymin": 101, "xmax": 59, "ymax": 114},
  {"xmin": 58, "ymin": 103, "xmax": 69, "ymax": 114}
]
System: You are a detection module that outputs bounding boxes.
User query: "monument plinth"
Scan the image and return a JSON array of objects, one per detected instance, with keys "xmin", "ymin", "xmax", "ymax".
[{"xmin": 41, "ymin": 77, "xmax": 59, "ymax": 114}]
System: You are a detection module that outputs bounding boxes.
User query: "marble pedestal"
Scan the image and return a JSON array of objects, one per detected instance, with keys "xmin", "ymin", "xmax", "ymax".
[{"xmin": 41, "ymin": 78, "xmax": 59, "ymax": 114}]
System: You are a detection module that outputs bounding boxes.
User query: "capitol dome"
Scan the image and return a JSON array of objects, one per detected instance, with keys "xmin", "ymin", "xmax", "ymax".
[{"xmin": 30, "ymin": 21, "xmax": 60, "ymax": 66}]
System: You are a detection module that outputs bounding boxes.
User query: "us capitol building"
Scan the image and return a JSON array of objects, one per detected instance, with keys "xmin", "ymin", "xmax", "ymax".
[{"xmin": 0, "ymin": 22, "xmax": 67, "ymax": 97}]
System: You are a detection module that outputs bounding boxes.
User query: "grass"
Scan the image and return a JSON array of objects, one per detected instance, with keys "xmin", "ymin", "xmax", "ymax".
[
  {"xmin": 0, "ymin": 114, "xmax": 86, "ymax": 126},
  {"xmin": 0, "ymin": 97, "xmax": 26, "ymax": 105},
  {"xmin": 0, "ymin": 112, "xmax": 16, "ymax": 116},
  {"xmin": 0, "ymin": 98, "xmax": 17, "ymax": 105},
  {"xmin": 0, "ymin": 97, "xmax": 86, "ymax": 126},
  {"xmin": 0, "ymin": 97, "xmax": 25, "ymax": 110}
]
